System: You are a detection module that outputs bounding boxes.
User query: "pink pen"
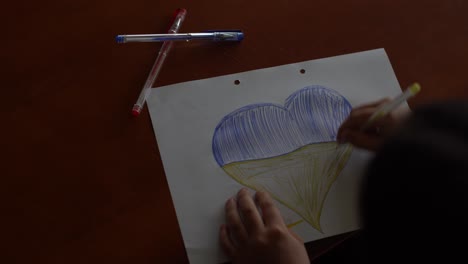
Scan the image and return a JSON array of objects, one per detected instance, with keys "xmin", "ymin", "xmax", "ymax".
[{"xmin": 132, "ymin": 8, "xmax": 187, "ymax": 117}]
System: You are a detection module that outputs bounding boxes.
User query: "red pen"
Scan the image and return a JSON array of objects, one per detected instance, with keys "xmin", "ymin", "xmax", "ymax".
[{"xmin": 131, "ymin": 8, "xmax": 187, "ymax": 117}]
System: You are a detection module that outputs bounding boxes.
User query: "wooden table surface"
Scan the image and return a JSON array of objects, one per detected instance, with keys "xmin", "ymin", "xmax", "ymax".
[{"xmin": 2, "ymin": 0, "xmax": 468, "ymax": 263}]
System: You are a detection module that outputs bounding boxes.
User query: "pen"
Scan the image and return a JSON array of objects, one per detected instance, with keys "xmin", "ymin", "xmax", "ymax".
[
  {"xmin": 131, "ymin": 8, "xmax": 187, "ymax": 117},
  {"xmin": 116, "ymin": 30, "xmax": 244, "ymax": 43},
  {"xmin": 361, "ymin": 83, "xmax": 421, "ymax": 130}
]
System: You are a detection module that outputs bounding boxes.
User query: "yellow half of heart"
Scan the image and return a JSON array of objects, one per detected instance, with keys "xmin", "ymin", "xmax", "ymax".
[{"xmin": 222, "ymin": 142, "xmax": 353, "ymax": 232}]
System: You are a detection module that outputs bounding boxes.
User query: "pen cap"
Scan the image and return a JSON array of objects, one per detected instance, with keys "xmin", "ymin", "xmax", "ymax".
[
  {"xmin": 235, "ymin": 32, "xmax": 244, "ymax": 41},
  {"xmin": 115, "ymin": 35, "xmax": 125, "ymax": 43},
  {"xmin": 208, "ymin": 30, "xmax": 244, "ymax": 41},
  {"xmin": 214, "ymin": 32, "xmax": 244, "ymax": 41},
  {"xmin": 168, "ymin": 8, "xmax": 187, "ymax": 33}
]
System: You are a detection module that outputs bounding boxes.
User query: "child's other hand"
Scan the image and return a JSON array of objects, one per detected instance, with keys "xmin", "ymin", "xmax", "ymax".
[{"xmin": 220, "ymin": 189, "xmax": 309, "ymax": 264}]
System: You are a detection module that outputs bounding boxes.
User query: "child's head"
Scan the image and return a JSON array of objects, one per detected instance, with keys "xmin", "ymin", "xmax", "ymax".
[{"xmin": 362, "ymin": 102, "xmax": 468, "ymax": 262}]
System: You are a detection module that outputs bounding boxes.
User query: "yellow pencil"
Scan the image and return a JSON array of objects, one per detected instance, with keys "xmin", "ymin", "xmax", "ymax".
[{"xmin": 361, "ymin": 83, "xmax": 421, "ymax": 131}]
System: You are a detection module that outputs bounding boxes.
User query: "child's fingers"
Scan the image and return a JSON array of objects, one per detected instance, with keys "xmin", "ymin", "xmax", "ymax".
[
  {"xmin": 254, "ymin": 191, "xmax": 285, "ymax": 227},
  {"xmin": 338, "ymin": 98, "xmax": 391, "ymax": 140},
  {"xmin": 337, "ymin": 108, "xmax": 375, "ymax": 140},
  {"xmin": 237, "ymin": 188, "xmax": 264, "ymax": 234},
  {"xmin": 341, "ymin": 130, "xmax": 381, "ymax": 151},
  {"xmin": 219, "ymin": 224, "xmax": 237, "ymax": 258},
  {"xmin": 352, "ymin": 98, "xmax": 391, "ymax": 112},
  {"xmin": 225, "ymin": 198, "xmax": 248, "ymax": 244}
]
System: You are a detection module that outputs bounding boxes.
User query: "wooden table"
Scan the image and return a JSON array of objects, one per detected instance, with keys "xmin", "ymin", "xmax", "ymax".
[{"xmin": 2, "ymin": 1, "xmax": 468, "ymax": 263}]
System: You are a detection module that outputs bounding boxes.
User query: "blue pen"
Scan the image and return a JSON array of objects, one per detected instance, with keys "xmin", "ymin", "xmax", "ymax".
[{"xmin": 116, "ymin": 30, "xmax": 244, "ymax": 43}]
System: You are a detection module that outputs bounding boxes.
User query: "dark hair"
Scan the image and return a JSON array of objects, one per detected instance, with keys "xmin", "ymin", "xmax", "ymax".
[{"xmin": 361, "ymin": 102, "xmax": 468, "ymax": 262}]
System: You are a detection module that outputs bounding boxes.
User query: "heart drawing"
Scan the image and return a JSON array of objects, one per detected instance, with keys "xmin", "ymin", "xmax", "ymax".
[{"xmin": 212, "ymin": 85, "xmax": 353, "ymax": 232}]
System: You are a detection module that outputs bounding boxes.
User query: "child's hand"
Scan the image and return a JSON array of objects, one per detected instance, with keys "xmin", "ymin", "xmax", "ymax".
[
  {"xmin": 337, "ymin": 98, "xmax": 410, "ymax": 151},
  {"xmin": 220, "ymin": 189, "xmax": 310, "ymax": 264}
]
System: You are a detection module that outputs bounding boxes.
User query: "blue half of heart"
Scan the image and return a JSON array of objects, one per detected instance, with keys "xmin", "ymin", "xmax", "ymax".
[{"xmin": 212, "ymin": 85, "xmax": 352, "ymax": 166}]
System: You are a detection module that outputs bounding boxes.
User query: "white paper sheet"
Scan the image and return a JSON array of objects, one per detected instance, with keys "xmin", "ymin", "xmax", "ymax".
[{"xmin": 147, "ymin": 49, "xmax": 408, "ymax": 264}]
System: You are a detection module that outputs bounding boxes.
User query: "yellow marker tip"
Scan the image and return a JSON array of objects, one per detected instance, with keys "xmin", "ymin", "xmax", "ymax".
[{"xmin": 409, "ymin": 83, "xmax": 421, "ymax": 95}]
